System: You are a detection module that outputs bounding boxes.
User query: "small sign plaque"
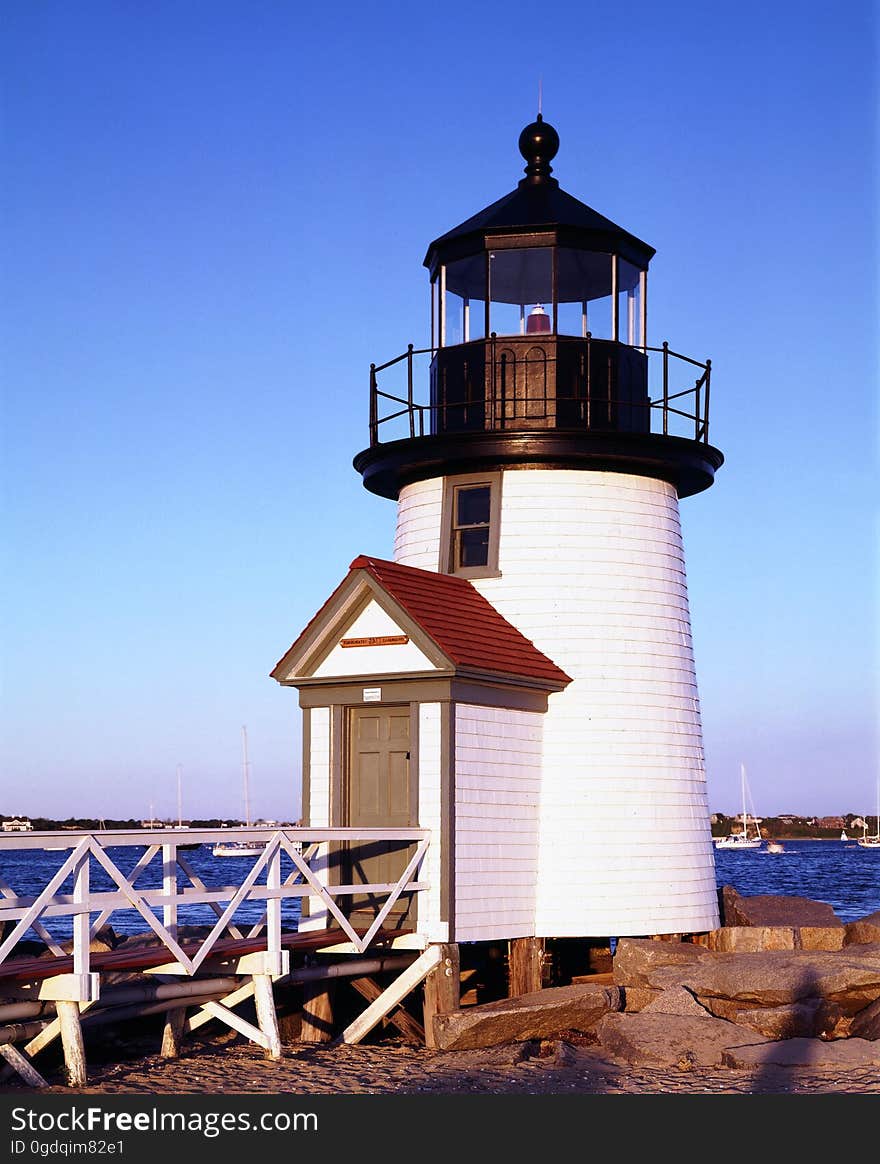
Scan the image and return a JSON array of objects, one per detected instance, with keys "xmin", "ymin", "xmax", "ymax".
[
  {"xmin": 363, "ymin": 687, "xmax": 382, "ymax": 702},
  {"xmin": 341, "ymin": 635, "xmax": 409, "ymax": 648}
]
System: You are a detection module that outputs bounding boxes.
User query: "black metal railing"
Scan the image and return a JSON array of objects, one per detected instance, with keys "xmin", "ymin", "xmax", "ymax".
[{"xmin": 368, "ymin": 335, "xmax": 711, "ymax": 447}]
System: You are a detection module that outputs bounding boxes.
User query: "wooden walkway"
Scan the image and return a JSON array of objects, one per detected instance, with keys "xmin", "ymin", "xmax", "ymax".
[{"xmin": 0, "ymin": 826, "xmax": 454, "ymax": 1090}]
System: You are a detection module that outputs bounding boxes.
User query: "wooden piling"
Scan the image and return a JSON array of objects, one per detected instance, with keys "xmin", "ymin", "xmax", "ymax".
[
  {"xmin": 56, "ymin": 1001, "xmax": 87, "ymax": 1088},
  {"xmin": 253, "ymin": 974, "xmax": 281, "ymax": 1059},
  {"xmin": 160, "ymin": 1007, "xmax": 187, "ymax": 1059},
  {"xmin": 422, "ymin": 943, "xmax": 460, "ymax": 1048},
  {"xmin": 300, "ymin": 981, "xmax": 335, "ymax": 1043},
  {"xmin": 508, "ymin": 937, "xmax": 545, "ymax": 997}
]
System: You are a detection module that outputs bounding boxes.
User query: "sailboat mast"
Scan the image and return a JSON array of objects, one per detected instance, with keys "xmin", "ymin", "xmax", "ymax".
[
  {"xmin": 241, "ymin": 725, "xmax": 251, "ymax": 828},
  {"xmin": 176, "ymin": 764, "xmax": 183, "ymax": 828}
]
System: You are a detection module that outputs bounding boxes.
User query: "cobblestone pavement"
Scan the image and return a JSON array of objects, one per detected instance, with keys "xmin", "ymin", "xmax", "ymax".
[{"xmin": 8, "ymin": 1033, "xmax": 879, "ymax": 1097}]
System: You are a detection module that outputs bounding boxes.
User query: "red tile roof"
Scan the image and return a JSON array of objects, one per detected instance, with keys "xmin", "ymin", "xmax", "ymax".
[{"xmin": 274, "ymin": 555, "xmax": 570, "ymax": 689}]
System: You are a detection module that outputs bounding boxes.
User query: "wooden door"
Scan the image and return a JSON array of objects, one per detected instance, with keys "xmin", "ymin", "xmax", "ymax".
[{"xmin": 346, "ymin": 706, "xmax": 416, "ymax": 928}]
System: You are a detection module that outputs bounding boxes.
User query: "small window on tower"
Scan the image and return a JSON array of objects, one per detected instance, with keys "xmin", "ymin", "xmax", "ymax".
[
  {"xmin": 441, "ymin": 473, "xmax": 502, "ymax": 578},
  {"xmin": 454, "ymin": 485, "xmax": 490, "ymax": 568}
]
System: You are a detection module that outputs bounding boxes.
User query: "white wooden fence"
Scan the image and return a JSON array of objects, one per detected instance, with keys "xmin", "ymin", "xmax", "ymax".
[{"xmin": 0, "ymin": 826, "xmax": 431, "ymax": 993}]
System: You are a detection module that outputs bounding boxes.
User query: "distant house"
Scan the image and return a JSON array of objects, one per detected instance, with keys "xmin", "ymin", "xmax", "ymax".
[
  {"xmin": 1, "ymin": 818, "xmax": 33, "ymax": 832},
  {"xmin": 776, "ymin": 814, "xmax": 801, "ymax": 824},
  {"xmin": 817, "ymin": 816, "xmax": 845, "ymax": 829}
]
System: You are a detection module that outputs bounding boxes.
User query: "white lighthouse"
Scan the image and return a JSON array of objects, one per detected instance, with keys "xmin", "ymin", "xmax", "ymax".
[{"xmin": 274, "ymin": 114, "xmax": 723, "ymax": 956}]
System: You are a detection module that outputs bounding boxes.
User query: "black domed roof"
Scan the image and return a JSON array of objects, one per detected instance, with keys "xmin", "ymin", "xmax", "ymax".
[{"xmin": 423, "ymin": 116, "xmax": 655, "ymax": 274}]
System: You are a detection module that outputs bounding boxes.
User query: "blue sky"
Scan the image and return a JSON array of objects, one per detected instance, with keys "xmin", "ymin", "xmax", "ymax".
[{"xmin": 1, "ymin": 2, "xmax": 876, "ymax": 822}]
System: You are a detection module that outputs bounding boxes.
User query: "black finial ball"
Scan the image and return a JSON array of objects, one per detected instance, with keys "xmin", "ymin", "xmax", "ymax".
[{"xmin": 518, "ymin": 113, "xmax": 560, "ymax": 169}]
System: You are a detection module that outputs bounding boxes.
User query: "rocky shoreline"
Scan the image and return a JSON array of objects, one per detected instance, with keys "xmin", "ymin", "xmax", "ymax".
[{"xmin": 2, "ymin": 887, "xmax": 877, "ymax": 1097}]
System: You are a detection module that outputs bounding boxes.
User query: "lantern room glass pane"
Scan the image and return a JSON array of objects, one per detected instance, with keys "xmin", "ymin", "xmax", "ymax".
[
  {"xmin": 488, "ymin": 247, "xmax": 552, "ymax": 336},
  {"xmin": 618, "ymin": 258, "xmax": 642, "ymax": 346},
  {"xmin": 445, "ymin": 255, "xmax": 486, "ymax": 342},
  {"xmin": 556, "ymin": 249, "xmax": 614, "ymax": 339}
]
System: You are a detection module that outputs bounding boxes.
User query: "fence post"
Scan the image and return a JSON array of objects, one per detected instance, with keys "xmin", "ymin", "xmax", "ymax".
[
  {"xmin": 267, "ymin": 838, "xmax": 282, "ymax": 968},
  {"xmin": 72, "ymin": 848, "xmax": 90, "ymax": 982},
  {"xmin": 163, "ymin": 841, "xmax": 178, "ymax": 942}
]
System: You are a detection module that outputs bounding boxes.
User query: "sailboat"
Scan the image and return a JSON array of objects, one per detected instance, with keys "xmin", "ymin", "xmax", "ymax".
[
  {"xmin": 857, "ymin": 779, "xmax": 880, "ymax": 849},
  {"xmin": 714, "ymin": 763, "xmax": 763, "ymax": 850},
  {"xmin": 173, "ymin": 764, "xmax": 201, "ymax": 849},
  {"xmin": 212, "ymin": 726, "xmax": 267, "ymax": 858}
]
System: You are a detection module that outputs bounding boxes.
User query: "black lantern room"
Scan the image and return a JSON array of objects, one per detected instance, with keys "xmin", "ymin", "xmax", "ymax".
[{"xmin": 355, "ymin": 116, "xmax": 723, "ymax": 500}]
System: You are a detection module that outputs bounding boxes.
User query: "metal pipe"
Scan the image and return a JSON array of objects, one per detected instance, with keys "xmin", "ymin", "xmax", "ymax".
[
  {"xmin": 98, "ymin": 976, "xmax": 242, "ymax": 1007},
  {"xmin": 0, "ymin": 1019, "xmax": 48, "ymax": 1043},
  {"xmin": 0, "ymin": 1000, "xmax": 46, "ymax": 1023},
  {"xmin": 79, "ymin": 996, "xmax": 226, "ymax": 1029},
  {"xmin": 285, "ymin": 954, "xmax": 416, "ymax": 984}
]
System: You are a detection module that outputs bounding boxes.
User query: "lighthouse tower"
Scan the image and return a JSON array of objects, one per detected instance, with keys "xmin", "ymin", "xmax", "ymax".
[{"xmin": 351, "ymin": 116, "xmax": 724, "ymax": 938}]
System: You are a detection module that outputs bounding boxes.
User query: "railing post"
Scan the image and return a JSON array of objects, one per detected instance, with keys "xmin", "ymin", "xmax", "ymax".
[
  {"xmin": 407, "ymin": 344, "xmax": 415, "ymax": 438},
  {"xmin": 163, "ymin": 841, "xmax": 178, "ymax": 942},
  {"xmin": 703, "ymin": 359, "xmax": 711, "ymax": 443},
  {"xmin": 585, "ymin": 331, "xmax": 592, "ymax": 429},
  {"xmin": 369, "ymin": 363, "xmax": 378, "ymax": 446},
  {"xmin": 694, "ymin": 374, "xmax": 702, "ymax": 441},
  {"xmin": 72, "ymin": 847, "xmax": 90, "ymax": 982},
  {"xmin": 267, "ymin": 838, "xmax": 282, "ymax": 967},
  {"xmin": 490, "ymin": 332, "xmax": 497, "ymax": 428},
  {"xmin": 662, "ymin": 341, "xmax": 669, "ymax": 436}
]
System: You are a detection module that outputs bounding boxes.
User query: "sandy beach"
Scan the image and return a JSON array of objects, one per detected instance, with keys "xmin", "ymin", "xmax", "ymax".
[{"xmin": 6, "ymin": 1027, "xmax": 878, "ymax": 1098}]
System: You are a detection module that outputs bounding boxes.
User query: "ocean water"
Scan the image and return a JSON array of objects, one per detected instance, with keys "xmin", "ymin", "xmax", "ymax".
[
  {"xmin": 713, "ymin": 838, "xmax": 879, "ymax": 924},
  {"xmin": 0, "ymin": 838, "xmax": 877, "ymax": 944},
  {"xmin": 0, "ymin": 844, "xmax": 304, "ymax": 944}
]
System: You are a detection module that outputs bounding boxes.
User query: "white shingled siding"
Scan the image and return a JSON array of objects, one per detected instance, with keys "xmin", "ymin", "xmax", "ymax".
[
  {"xmin": 453, "ymin": 704, "xmax": 542, "ymax": 942},
  {"xmin": 416, "ymin": 703, "xmax": 447, "ymax": 943},
  {"xmin": 394, "ymin": 469, "xmax": 719, "ymax": 937},
  {"xmin": 300, "ymin": 706, "xmax": 331, "ymax": 931},
  {"xmin": 393, "ymin": 477, "xmax": 444, "ymax": 570},
  {"xmin": 312, "ymin": 599, "xmax": 435, "ymax": 677}
]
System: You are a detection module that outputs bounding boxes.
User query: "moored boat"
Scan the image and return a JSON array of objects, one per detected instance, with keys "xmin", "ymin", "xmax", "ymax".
[{"xmin": 714, "ymin": 764, "xmax": 763, "ymax": 850}]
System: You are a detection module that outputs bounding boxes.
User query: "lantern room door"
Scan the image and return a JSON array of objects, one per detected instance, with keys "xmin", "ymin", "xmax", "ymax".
[{"xmin": 345, "ymin": 706, "xmax": 417, "ymax": 928}]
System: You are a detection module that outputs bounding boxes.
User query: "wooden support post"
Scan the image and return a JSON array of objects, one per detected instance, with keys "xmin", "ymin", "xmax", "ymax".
[
  {"xmin": 300, "ymin": 980, "xmax": 335, "ymax": 1043},
  {"xmin": 350, "ymin": 977, "xmax": 425, "ymax": 1044},
  {"xmin": 253, "ymin": 974, "xmax": 282, "ymax": 1060},
  {"xmin": 338, "ymin": 945, "xmax": 443, "ymax": 1046},
  {"xmin": 508, "ymin": 937, "xmax": 545, "ymax": 997},
  {"xmin": 160, "ymin": 1007, "xmax": 187, "ymax": 1059},
  {"xmin": 56, "ymin": 1001, "xmax": 87, "ymax": 1088},
  {"xmin": 0, "ymin": 1043, "xmax": 50, "ymax": 1088},
  {"xmin": 422, "ymin": 943, "xmax": 460, "ymax": 1049}
]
